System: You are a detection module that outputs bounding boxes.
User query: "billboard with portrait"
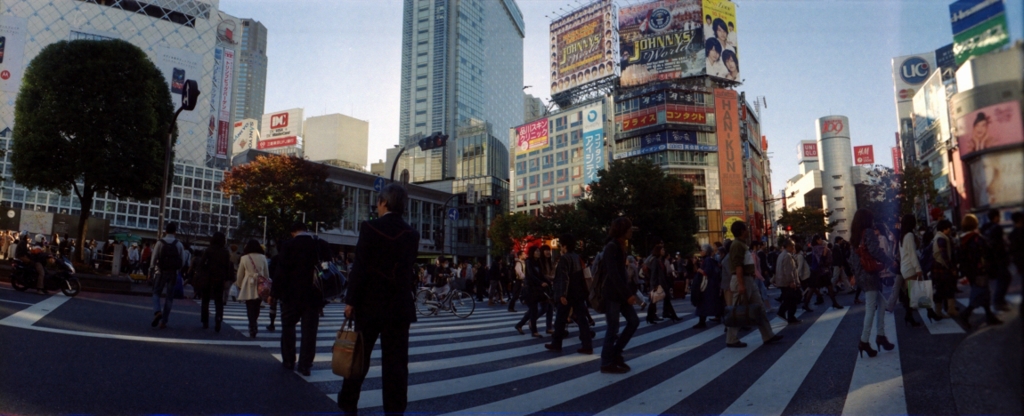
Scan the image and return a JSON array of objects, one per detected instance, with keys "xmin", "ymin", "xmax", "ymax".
[
  {"xmin": 969, "ymin": 149, "xmax": 1024, "ymax": 208},
  {"xmin": 156, "ymin": 46, "xmax": 203, "ymax": 123},
  {"xmin": 618, "ymin": 0, "xmax": 706, "ymax": 87},
  {"xmin": 701, "ymin": 0, "xmax": 739, "ymax": 81},
  {"xmin": 715, "ymin": 88, "xmax": 744, "ymax": 224},
  {"xmin": 550, "ymin": 0, "xmax": 619, "ymax": 95},
  {"xmin": 512, "ymin": 117, "xmax": 549, "ymax": 153},
  {"xmin": 956, "ymin": 100, "xmax": 1023, "ymax": 159}
]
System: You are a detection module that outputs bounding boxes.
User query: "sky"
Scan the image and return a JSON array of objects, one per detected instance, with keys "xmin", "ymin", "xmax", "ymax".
[{"xmin": 219, "ymin": 0, "xmax": 1023, "ymax": 195}]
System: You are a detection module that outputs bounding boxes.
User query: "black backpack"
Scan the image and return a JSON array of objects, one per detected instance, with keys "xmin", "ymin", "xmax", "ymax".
[{"xmin": 157, "ymin": 239, "xmax": 182, "ymax": 271}]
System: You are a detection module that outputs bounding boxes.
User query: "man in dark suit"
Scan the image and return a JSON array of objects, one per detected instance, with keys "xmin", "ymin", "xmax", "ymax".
[
  {"xmin": 338, "ymin": 184, "xmax": 420, "ymax": 414},
  {"xmin": 272, "ymin": 221, "xmax": 330, "ymax": 376}
]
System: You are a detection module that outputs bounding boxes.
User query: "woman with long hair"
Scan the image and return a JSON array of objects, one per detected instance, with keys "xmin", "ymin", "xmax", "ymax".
[
  {"xmin": 894, "ymin": 214, "xmax": 923, "ymax": 327},
  {"xmin": 850, "ymin": 209, "xmax": 895, "ymax": 357},
  {"xmin": 514, "ymin": 245, "xmax": 547, "ymax": 338},
  {"xmin": 197, "ymin": 232, "xmax": 233, "ymax": 332},
  {"xmin": 599, "ymin": 217, "xmax": 640, "ymax": 374},
  {"xmin": 235, "ymin": 239, "xmax": 269, "ymax": 338}
]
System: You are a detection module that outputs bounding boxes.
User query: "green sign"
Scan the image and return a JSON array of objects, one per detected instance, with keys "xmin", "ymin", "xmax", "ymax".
[{"xmin": 953, "ymin": 13, "xmax": 1010, "ymax": 65}]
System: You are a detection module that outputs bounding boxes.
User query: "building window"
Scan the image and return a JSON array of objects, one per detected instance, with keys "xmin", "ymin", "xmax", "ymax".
[
  {"xmin": 698, "ymin": 215, "xmax": 708, "ymax": 231},
  {"xmin": 694, "ymin": 189, "xmax": 707, "ymax": 208}
]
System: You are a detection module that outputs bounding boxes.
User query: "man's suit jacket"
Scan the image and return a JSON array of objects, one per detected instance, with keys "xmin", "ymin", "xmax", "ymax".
[
  {"xmin": 273, "ymin": 233, "xmax": 331, "ymax": 306},
  {"xmin": 345, "ymin": 212, "xmax": 420, "ymax": 327}
]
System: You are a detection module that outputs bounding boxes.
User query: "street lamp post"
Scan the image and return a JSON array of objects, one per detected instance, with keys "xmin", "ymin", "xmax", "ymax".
[
  {"xmin": 257, "ymin": 215, "xmax": 267, "ymax": 246},
  {"xmin": 157, "ymin": 80, "xmax": 199, "ymax": 238},
  {"xmin": 314, "ymin": 221, "xmax": 325, "ymax": 236}
]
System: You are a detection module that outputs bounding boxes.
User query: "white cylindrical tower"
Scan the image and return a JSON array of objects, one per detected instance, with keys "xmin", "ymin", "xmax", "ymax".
[{"xmin": 816, "ymin": 115, "xmax": 858, "ymax": 242}]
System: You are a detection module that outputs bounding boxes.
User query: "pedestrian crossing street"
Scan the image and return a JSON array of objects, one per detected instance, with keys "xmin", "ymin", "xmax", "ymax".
[{"xmin": 214, "ymin": 290, "xmax": 1017, "ymax": 415}]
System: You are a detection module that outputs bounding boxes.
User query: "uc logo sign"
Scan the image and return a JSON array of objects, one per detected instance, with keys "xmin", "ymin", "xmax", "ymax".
[
  {"xmin": 587, "ymin": 110, "xmax": 598, "ymax": 123},
  {"xmin": 900, "ymin": 57, "xmax": 930, "ymax": 85},
  {"xmin": 821, "ymin": 119, "xmax": 844, "ymax": 135}
]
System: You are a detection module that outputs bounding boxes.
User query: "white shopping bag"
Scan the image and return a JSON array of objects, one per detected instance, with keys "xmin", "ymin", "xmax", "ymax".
[{"xmin": 908, "ymin": 279, "xmax": 934, "ymax": 309}]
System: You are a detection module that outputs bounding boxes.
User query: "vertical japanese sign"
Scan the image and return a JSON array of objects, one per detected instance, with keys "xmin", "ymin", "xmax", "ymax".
[
  {"xmin": 715, "ymin": 88, "xmax": 744, "ymax": 236},
  {"xmin": 216, "ymin": 48, "xmax": 234, "ymax": 159},
  {"xmin": 0, "ymin": 16, "xmax": 27, "ymax": 94},
  {"xmin": 582, "ymin": 102, "xmax": 604, "ymax": 185},
  {"xmin": 891, "ymin": 146, "xmax": 903, "ymax": 173},
  {"xmin": 206, "ymin": 47, "xmax": 223, "ymax": 162},
  {"xmin": 853, "ymin": 145, "xmax": 874, "ymax": 165}
]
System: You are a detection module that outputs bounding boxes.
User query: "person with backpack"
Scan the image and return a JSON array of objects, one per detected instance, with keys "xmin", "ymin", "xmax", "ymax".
[
  {"xmin": 596, "ymin": 217, "xmax": 640, "ymax": 374},
  {"xmin": 196, "ymin": 232, "xmax": 233, "ymax": 332},
  {"xmin": 235, "ymin": 239, "xmax": 269, "ymax": 338},
  {"xmin": 958, "ymin": 214, "xmax": 1003, "ymax": 329},
  {"xmin": 273, "ymin": 221, "xmax": 331, "ymax": 376},
  {"xmin": 150, "ymin": 222, "xmax": 185, "ymax": 329},
  {"xmin": 545, "ymin": 233, "xmax": 594, "ymax": 354},
  {"xmin": 893, "ymin": 214, "xmax": 923, "ymax": 327}
]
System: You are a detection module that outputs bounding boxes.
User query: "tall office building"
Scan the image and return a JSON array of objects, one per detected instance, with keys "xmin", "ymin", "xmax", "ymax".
[
  {"xmin": 396, "ymin": 0, "xmax": 525, "ymax": 182},
  {"xmin": 233, "ymin": 19, "xmax": 268, "ymax": 131}
]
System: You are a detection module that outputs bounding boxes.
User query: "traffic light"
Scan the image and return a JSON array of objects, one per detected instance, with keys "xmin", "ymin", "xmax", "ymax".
[
  {"xmin": 480, "ymin": 197, "xmax": 501, "ymax": 206},
  {"xmin": 418, "ymin": 132, "xmax": 449, "ymax": 151}
]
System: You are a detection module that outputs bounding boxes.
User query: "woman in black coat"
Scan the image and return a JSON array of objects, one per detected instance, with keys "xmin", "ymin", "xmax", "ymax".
[
  {"xmin": 197, "ymin": 232, "xmax": 233, "ymax": 332},
  {"xmin": 515, "ymin": 245, "xmax": 548, "ymax": 337}
]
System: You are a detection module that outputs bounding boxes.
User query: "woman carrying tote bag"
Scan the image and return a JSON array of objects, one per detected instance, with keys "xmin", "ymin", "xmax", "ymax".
[{"xmin": 235, "ymin": 239, "xmax": 270, "ymax": 338}]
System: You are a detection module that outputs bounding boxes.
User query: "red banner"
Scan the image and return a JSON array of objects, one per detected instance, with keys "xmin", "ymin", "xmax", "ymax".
[
  {"xmin": 715, "ymin": 88, "xmax": 745, "ymax": 234},
  {"xmin": 621, "ymin": 110, "xmax": 658, "ymax": 132},
  {"xmin": 216, "ymin": 121, "xmax": 229, "ymax": 156},
  {"xmin": 854, "ymin": 145, "xmax": 874, "ymax": 165},
  {"xmin": 891, "ymin": 146, "xmax": 903, "ymax": 173},
  {"xmin": 666, "ymin": 108, "xmax": 706, "ymax": 124}
]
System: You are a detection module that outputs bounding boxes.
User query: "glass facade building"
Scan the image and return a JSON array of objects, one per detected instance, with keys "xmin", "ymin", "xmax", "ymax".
[{"xmin": 232, "ymin": 19, "xmax": 268, "ymax": 131}]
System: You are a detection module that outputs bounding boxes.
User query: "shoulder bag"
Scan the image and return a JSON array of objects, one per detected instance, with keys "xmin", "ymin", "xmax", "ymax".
[
  {"xmin": 723, "ymin": 292, "xmax": 764, "ymax": 328},
  {"xmin": 856, "ymin": 244, "xmax": 884, "ymax": 274},
  {"xmin": 331, "ymin": 318, "xmax": 365, "ymax": 378},
  {"xmin": 249, "ymin": 256, "xmax": 272, "ymax": 303}
]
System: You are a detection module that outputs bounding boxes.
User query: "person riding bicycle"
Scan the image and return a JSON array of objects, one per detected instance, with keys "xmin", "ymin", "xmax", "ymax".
[{"xmin": 431, "ymin": 257, "xmax": 454, "ymax": 301}]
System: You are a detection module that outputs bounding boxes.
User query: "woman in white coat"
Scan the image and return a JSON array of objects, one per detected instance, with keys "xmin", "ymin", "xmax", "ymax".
[{"xmin": 235, "ymin": 239, "xmax": 269, "ymax": 338}]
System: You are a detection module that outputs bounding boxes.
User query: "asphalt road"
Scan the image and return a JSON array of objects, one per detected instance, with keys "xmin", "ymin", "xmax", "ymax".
[{"xmin": 0, "ymin": 281, "xmax": 1019, "ymax": 415}]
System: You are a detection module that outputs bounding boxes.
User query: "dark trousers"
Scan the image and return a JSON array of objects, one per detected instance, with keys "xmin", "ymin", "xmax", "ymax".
[
  {"xmin": 542, "ymin": 301, "xmax": 553, "ymax": 331},
  {"xmin": 338, "ymin": 322, "xmax": 411, "ymax": 414},
  {"xmin": 280, "ymin": 301, "xmax": 321, "ymax": 370},
  {"xmin": 778, "ymin": 287, "xmax": 801, "ymax": 320},
  {"xmin": 964, "ymin": 284, "xmax": 996, "ymax": 319},
  {"xmin": 200, "ymin": 282, "xmax": 225, "ymax": 325},
  {"xmin": 601, "ymin": 300, "xmax": 639, "ymax": 367},
  {"xmin": 550, "ymin": 299, "xmax": 592, "ymax": 349},
  {"xmin": 245, "ymin": 299, "xmax": 262, "ymax": 334},
  {"xmin": 992, "ymin": 267, "xmax": 1011, "ymax": 307},
  {"xmin": 517, "ymin": 301, "xmax": 540, "ymax": 333},
  {"xmin": 508, "ymin": 280, "xmax": 523, "ymax": 309}
]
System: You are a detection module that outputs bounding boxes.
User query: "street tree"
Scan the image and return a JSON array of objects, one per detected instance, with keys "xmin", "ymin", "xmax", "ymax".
[
  {"xmin": 13, "ymin": 40, "xmax": 175, "ymax": 262},
  {"xmin": 578, "ymin": 158, "xmax": 699, "ymax": 257},
  {"xmin": 776, "ymin": 206, "xmax": 835, "ymax": 244},
  {"xmin": 488, "ymin": 212, "xmax": 536, "ymax": 257},
  {"xmin": 221, "ymin": 154, "xmax": 346, "ymax": 243},
  {"xmin": 533, "ymin": 203, "xmax": 605, "ymax": 257},
  {"xmin": 858, "ymin": 165, "xmax": 938, "ymax": 226}
]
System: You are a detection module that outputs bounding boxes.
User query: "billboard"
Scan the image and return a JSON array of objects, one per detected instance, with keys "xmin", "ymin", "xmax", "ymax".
[
  {"xmin": 956, "ymin": 100, "xmax": 1023, "ymax": 159},
  {"xmin": 854, "ymin": 145, "xmax": 874, "ymax": 165},
  {"xmin": 891, "ymin": 53, "xmax": 936, "ymax": 103},
  {"xmin": 798, "ymin": 140, "xmax": 819, "ymax": 160},
  {"xmin": 613, "ymin": 129, "xmax": 717, "ymax": 159},
  {"xmin": 156, "ymin": 46, "xmax": 203, "ymax": 123},
  {"xmin": 0, "ymin": 16, "xmax": 27, "ymax": 94},
  {"xmin": 949, "ymin": 0, "xmax": 1009, "ymax": 65},
  {"xmin": 702, "ymin": 0, "xmax": 739, "ymax": 81},
  {"xmin": 715, "ymin": 88, "xmax": 744, "ymax": 224},
  {"xmin": 618, "ymin": 0, "xmax": 706, "ymax": 87},
  {"xmin": 892, "ymin": 146, "xmax": 903, "ymax": 173},
  {"xmin": 912, "ymin": 70, "xmax": 948, "ymax": 140},
  {"xmin": 216, "ymin": 48, "xmax": 234, "ymax": 159},
  {"xmin": 819, "ymin": 116, "xmax": 849, "ymax": 139},
  {"xmin": 969, "ymin": 149, "xmax": 1024, "ymax": 207},
  {"xmin": 550, "ymin": 0, "xmax": 619, "ymax": 95},
  {"xmin": 260, "ymin": 108, "xmax": 304, "ymax": 150},
  {"xmin": 513, "ymin": 117, "xmax": 549, "ymax": 153},
  {"xmin": 233, "ymin": 118, "xmax": 259, "ymax": 155},
  {"xmin": 582, "ymin": 102, "xmax": 605, "ymax": 185}
]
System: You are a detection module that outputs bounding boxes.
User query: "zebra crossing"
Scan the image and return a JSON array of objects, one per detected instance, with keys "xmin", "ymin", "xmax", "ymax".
[{"xmin": 212, "ymin": 290, "xmax": 1008, "ymax": 415}]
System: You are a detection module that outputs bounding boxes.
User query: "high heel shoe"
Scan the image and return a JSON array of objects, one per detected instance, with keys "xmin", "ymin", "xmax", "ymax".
[
  {"xmin": 905, "ymin": 313, "xmax": 922, "ymax": 327},
  {"xmin": 858, "ymin": 341, "xmax": 878, "ymax": 358},
  {"xmin": 926, "ymin": 309, "xmax": 943, "ymax": 322},
  {"xmin": 876, "ymin": 335, "xmax": 895, "ymax": 351}
]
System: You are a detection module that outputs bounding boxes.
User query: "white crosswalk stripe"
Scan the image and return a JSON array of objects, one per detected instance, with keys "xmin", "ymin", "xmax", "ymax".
[{"xmin": 205, "ymin": 288, "xmax": 1002, "ymax": 415}]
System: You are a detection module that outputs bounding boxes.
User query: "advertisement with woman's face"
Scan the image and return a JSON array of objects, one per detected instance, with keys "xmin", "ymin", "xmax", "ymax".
[
  {"xmin": 969, "ymin": 150, "xmax": 1024, "ymax": 208},
  {"xmin": 956, "ymin": 101, "xmax": 1023, "ymax": 159}
]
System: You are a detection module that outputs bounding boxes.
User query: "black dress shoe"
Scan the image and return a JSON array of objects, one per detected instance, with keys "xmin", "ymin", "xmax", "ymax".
[
  {"xmin": 577, "ymin": 347, "xmax": 593, "ymax": 355},
  {"xmin": 763, "ymin": 334, "xmax": 784, "ymax": 345},
  {"xmin": 786, "ymin": 318, "xmax": 802, "ymax": 324},
  {"xmin": 600, "ymin": 364, "xmax": 629, "ymax": 374},
  {"xmin": 266, "ymin": 324, "xmax": 276, "ymax": 332},
  {"xmin": 726, "ymin": 341, "xmax": 747, "ymax": 348},
  {"xmin": 282, "ymin": 362, "xmax": 295, "ymax": 371},
  {"xmin": 297, "ymin": 367, "xmax": 311, "ymax": 376},
  {"xmin": 544, "ymin": 343, "xmax": 561, "ymax": 352}
]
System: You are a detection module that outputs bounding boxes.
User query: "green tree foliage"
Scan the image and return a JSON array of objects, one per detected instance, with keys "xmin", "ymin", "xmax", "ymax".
[
  {"xmin": 533, "ymin": 204, "xmax": 606, "ymax": 256},
  {"xmin": 858, "ymin": 165, "xmax": 938, "ymax": 227},
  {"xmin": 13, "ymin": 40, "xmax": 174, "ymax": 261},
  {"xmin": 578, "ymin": 158, "xmax": 699, "ymax": 257},
  {"xmin": 776, "ymin": 206, "xmax": 835, "ymax": 244},
  {"xmin": 221, "ymin": 154, "xmax": 346, "ymax": 243},
  {"xmin": 488, "ymin": 212, "xmax": 536, "ymax": 257}
]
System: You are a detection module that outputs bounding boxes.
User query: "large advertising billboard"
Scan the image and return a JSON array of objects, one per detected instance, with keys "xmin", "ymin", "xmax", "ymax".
[
  {"xmin": 233, "ymin": 118, "xmax": 259, "ymax": 155},
  {"xmin": 216, "ymin": 48, "xmax": 234, "ymax": 159},
  {"xmin": 260, "ymin": 108, "xmax": 304, "ymax": 150},
  {"xmin": 619, "ymin": 0, "xmax": 706, "ymax": 87},
  {"xmin": 949, "ymin": 0, "xmax": 1009, "ymax": 65},
  {"xmin": 0, "ymin": 16, "xmax": 27, "ymax": 94},
  {"xmin": 550, "ymin": 0, "xmax": 619, "ymax": 95},
  {"xmin": 956, "ymin": 100, "xmax": 1023, "ymax": 159},
  {"xmin": 798, "ymin": 140, "xmax": 818, "ymax": 160},
  {"xmin": 969, "ymin": 149, "xmax": 1024, "ymax": 208},
  {"xmin": 613, "ymin": 129, "xmax": 716, "ymax": 159},
  {"xmin": 715, "ymin": 88, "xmax": 744, "ymax": 228},
  {"xmin": 854, "ymin": 145, "xmax": 874, "ymax": 165},
  {"xmin": 891, "ymin": 53, "xmax": 936, "ymax": 103},
  {"xmin": 702, "ymin": 0, "xmax": 739, "ymax": 81},
  {"xmin": 582, "ymin": 102, "xmax": 605, "ymax": 185},
  {"xmin": 156, "ymin": 46, "xmax": 203, "ymax": 123},
  {"xmin": 513, "ymin": 117, "xmax": 549, "ymax": 153}
]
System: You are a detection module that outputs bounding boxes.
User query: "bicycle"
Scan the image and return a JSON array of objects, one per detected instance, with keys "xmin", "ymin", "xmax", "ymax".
[{"xmin": 415, "ymin": 284, "xmax": 475, "ymax": 318}]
